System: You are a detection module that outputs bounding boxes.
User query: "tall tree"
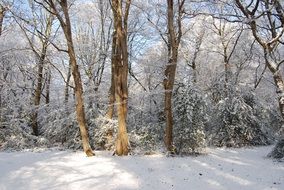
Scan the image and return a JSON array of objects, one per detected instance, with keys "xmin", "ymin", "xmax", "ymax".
[
  {"xmin": 105, "ymin": 31, "xmax": 116, "ymax": 119},
  {"xmin": 110, "ymin": 0, "xmax": 131, "ymax": 156},
  {"xmin": 182, "ymin": 26, "xmax": 205, "ymax": 84},
  {"xmin": 164, "ymin": 0, "xmax": 185, "ymax": 151},
  {"xmin": 235, "ymin": 0, "xmax": 284, "ymax": 118},
  {"xmin": 31, "ymin": 13, "xmax": 53, "ymax": 136},
  {"xmin": 14, "ymin": 3, "xmax": 54, "ymax": 135},
  {"xmin": 36, "ymin": 0, "xmax": 94, "ymax": 156},
  {"xmin": 75, "ymin": 0, "xmax": 112, "ymax": 110},
  {"xmin": 209, "ymin": 16, "xmax": 244, "ymax": 96},
  {"xmin": 94, "ymin": 0, "xmax": 112, "ymax": 93}
]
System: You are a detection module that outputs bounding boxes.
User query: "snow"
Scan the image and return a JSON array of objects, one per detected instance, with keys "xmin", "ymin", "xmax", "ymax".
[{"xmin": 0, "ymin": 146, "xmax": 283, "ymax": 190}]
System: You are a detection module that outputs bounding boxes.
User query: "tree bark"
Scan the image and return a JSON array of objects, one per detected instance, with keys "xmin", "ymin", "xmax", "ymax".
[
  {"xmin": 111, "ymin": 0, "xmax": 131, "ymax": 156},
  {"xmin": 105, "ymin": 65, "xmax": 115, "ymax": 119},
  {"xmin": 45, "ymin": 68, "xmax": 51, "ymax": 104},
  {"xmin": 46, "ymin": 0, "xmax": 94, "ymax": 156},
  {"xmin": 64, "ymin": 62, "xmax": 71, "ymax": 103},
  {"xmin": 0, "ymin": 5, "xmax": 6, "ymax": 36},
  {"xmin": 105, "ymin": 30, "xmax": 116, "ymax": 119},
  {"xmin": 31, "ymin": 13, "xmax": 53, "ymax": 136},
  {"xmin": 273, "ymin": 72, "xmax": 284, "ymax": 118},
  {"xmin": 235, "ymin": 0, "xmax": 284, "ymax": 118},
  {"xmin": 163, "ymin": 0, "xmax": 184, "ymax": 151},
  {"xmin": 264, "ymin": 50, "xmax": 284, "ymax": 118},
  {"xmin": 31, "ymin": 50, "xmax": 46, "ymax": 136}
]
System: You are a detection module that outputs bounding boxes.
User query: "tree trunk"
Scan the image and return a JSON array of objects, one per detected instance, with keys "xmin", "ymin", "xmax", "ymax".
[
  {"xmin": 235, "ymin": 0, "xmax": 284, "ymax": 119},
  {"xmin": 163, "ymin": 0, "xmax": 184, "ymax": 152},
  {"xmin": 106, "ymin": 31, "xmax": 116, "ymax": 119},
  {"xmin": 69, "ymin": 50, "xmax": 94, "ymax": 156},
  {"xmin": 64, "ymin": 62, "xmax": 71, "ymax": 103},
  {"xmin": 51, "ymin": 0, "xmax": 94, "ymax": 156},
  {"xmin": 163, "ymin": 57, "xmax": 178, "ymax": 151},
  {"xmin": 223, "ymin": 45, "xmax": 230, "ymax": 96},
  {"xmin": 30, "ymin": 13, "xmax": 53, "ymax": 136},
  {"xmin": 265, "ymin": 50, "xmax": 284, "ymax": 118},
  {"xmin": 114, "ymin": 59, "xmax": 129, "ymax": 155},
  {"xmin": 105, "ymin": 66, "xmax": 115, "ymax": 119},
  {"xmin": 111, "ymin": 0, "xmax": 131, "ymax": 156},
  {"xmin": 224, "ymin": 59, "xmax": 230, "ymax": 96},
  {"xmin": 31, "ymin": 51, "xmax": 45, "ymax": 136},
  {"xmin": 164, "ymin": 88, "xmax": 174, "ymax": 150},
  {"xmin": 0, "ymin": 6, "xmax": 6, "ymax": 36},
  {"xmin": 45, "ymin": 68, "xmax": 51, "ymax": 104},
  {"xmin": 190, "ymin": 31, "xmax": 204, "ymax": 84},
  {"xmin": 273, "ymin": 72, "xmax": 284, "ymax": 118},
  {"xmin": 192, "ymin": 59, "xmax": 197, "ymax": 83},
  {"xmin": 93, "ymin": 0, "xmax": 109, "ymax": 93}
]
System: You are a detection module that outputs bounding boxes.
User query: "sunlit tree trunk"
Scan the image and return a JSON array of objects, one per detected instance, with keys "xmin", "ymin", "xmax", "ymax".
[
  {"xmin": 45, "ymin": 0, "xmax": 94, "ymax": 156},
  {"xmin": 111, "ymin": 0, "xmax": 131, "ymax": 156}
]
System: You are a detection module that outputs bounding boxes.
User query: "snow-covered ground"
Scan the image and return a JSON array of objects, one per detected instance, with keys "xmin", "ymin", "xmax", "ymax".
[{"xmin": 0, "ymin": 146, "xmax": 283, "ymax": 190}]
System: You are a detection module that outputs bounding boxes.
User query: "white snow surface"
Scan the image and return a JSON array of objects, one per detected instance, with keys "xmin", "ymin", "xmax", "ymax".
[{"xmin": 0, "ymin": 146, "xmax": 283, "ymax": 190}]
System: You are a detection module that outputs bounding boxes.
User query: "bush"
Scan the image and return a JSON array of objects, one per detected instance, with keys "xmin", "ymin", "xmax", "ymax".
[
  {"xmin": 208, "ymin": 92, "xmax": 271, "ymax": 147},
  {"xmin": 129, "ymin": 123, "xmax": 164, "ymax": 154},
  {"xmin": 268, "ymin": 138, "xmax": 284, "ymax": 161},
  {"xmin": 93, "ymin": 116, "xmax": 117, "ymax": 150},
  {"xmin": 0, "ymin": 123, "xmax": 50, "ymax": 151},
  {"xmin": 173, "ymin": 86, "xmax": 207, "ymax": 154}
]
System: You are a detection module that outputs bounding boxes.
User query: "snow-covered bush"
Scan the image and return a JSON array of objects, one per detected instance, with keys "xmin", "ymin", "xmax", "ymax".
[
  {"xmin": 42, "ymin": 104, "xmax": 109, "ymax": 151},
  {"xmin": 268, "ymin": 138, "xmax": 284, "ymax": 161},
  {"xmin": 208, "ymin": 74, "xmax": 234, "ymax": 104},
  {"xmin": 208, "ymin": 90, "xmax": 271, "ymax": 147},
  {"xmin": 93, "ymin": 116, "xmax": 117, "ymax": 150},
  {"xmin": 129, "ymin": 123, "xmax": 164, "ymax": 154},
  {"xmin": 41, "ymin": 103, "xmax": 82, "ymax": 149},
  {"xmin": 0, "ymin": 122, "xmax": 50, "ymax": 151},
  {"xmin": 173, "ymin": 85, "xmax": 207, "ymax": 154}
]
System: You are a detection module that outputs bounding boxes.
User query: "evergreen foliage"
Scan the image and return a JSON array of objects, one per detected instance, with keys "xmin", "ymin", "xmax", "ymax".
[
  {"xmin": 268, "ymin": 138, "xmax": 284, "ymax": 161},
  {"xmin": 208, "ymin": 82, "xmax": 272, "ymax": 147},
  {"xmin": 173, "ymin": 85, "xmax": 207, "ymax": 154}
]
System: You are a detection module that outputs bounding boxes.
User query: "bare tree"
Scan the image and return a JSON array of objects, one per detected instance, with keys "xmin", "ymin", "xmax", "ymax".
[
  {"xmin": 235, "ymin": 0, "xmax": 284, "ymax": 118},
  {"xmin": 163, "ymin": 0, "xmax": 185, "ymax": 151},
  {"xmin": 31, "ymin": 13, "xmax": 53, "ymax": 136},
  {"xmin": 182, "ymin": 25, "xmax": 205, "ymax": 83},
  {"xmin": 209, "ymin": 16, "xmax": 244, "ymax": 96},
  {"xmin": 94, "ymin": 0, "xmax": 112, "ymax": 93},
  {"xmin": 75, "ymin": 0, "xmax": 112, "ymax": 110},
  {"xmin": 14, "ymin": 3, "xmax": 54, "ymax": 135},
  {"xmin": 35, "ymin": 0, "xmax": 94, "ymax": 156}
]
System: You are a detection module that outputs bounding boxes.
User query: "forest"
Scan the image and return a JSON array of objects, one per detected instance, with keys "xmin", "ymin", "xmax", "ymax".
[
  {"xmin": 0, "ymin": 0, "xmax": 284, "ymax": 189},
  {"xmin": 1, "ymin": 0, "xmax": 284, "ymax": 157}
]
